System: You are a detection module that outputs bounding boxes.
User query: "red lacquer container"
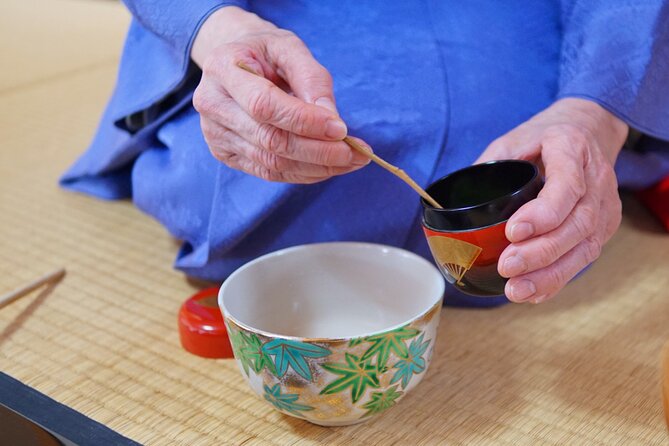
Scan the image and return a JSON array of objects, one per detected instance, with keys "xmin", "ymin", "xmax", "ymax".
[
  {"xmin": 179, "ymin": 287, "xmax": 233, "ymax": 358},
  {"xmin": 421, "ymin": 160, "xmax": 543, "ymax": 296}
]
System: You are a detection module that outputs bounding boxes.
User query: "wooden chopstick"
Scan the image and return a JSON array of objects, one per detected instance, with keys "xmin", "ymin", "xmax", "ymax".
[
  {"xmin": 0, "ymin": 268, "xmax": 66, "ymax": 311},
  {"xmin": 236, "ymin": 62, "xmax": 443, "ymax": 208},
  {"xmin": 663, "ymin": 340, "xmax": 669, "ymax": 429}
]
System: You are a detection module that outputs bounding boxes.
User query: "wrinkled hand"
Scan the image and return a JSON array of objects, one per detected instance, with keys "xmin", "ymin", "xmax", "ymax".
[
  {"xmin": 476, "ymin": 98, "xmax": 628, "ymax": 303},
  {"xmin": 191, "ymin": 7, "xmax": 369, "ymax": 183}
]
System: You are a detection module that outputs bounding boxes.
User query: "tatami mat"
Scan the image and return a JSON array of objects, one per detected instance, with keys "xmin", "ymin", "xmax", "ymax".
[{"xmin": 0, "ymin": 1, "xmax": 667, "ymax": 444}]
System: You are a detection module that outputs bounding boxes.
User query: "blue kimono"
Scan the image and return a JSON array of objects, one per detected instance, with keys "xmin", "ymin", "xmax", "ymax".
[{"xmin": 61, "ymin": 1, "xmax": 669, "ymax": 307}]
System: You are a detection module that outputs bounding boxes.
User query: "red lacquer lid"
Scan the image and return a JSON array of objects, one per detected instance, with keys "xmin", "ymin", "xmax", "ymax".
[{"xmin": 178, "ymin": 287, "xmax": 233, "ymax": 359}]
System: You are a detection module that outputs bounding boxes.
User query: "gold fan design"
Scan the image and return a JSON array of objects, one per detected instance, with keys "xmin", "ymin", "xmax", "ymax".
[{"xmin": 427, "ymin": 236, "xmax": 482, "ymax": 285}]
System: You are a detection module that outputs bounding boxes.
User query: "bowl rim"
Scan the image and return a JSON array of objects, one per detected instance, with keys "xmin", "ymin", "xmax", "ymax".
[
  {"xmin": 421, "ymin": 159, "xmax": 539, "ymax": 213},
  {"xmin": 218, "ymin": 242, "xmax": 445, "ymax": 342}
]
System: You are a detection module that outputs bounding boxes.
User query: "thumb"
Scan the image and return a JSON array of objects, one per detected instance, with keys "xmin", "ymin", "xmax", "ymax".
[{"xmin": 267, "ymin": 34, "xmax": 340, "ymax": 115}]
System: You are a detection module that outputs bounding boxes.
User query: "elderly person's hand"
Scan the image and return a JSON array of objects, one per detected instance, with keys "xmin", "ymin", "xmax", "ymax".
[
  {"xmin": 191, "ymin": 7, "xmax": 369, "ymax": 183},
  {"xmin": 476, "ymin": 98, "xmax": 629, "ymax": 303}
]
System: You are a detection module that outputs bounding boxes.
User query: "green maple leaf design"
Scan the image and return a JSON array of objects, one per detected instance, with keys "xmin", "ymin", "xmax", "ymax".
[
  {"xmin": 229, "ymin": 330, "xmax": 253, "ymax": 376},
  {"xmin": 262, "ymin": 339, "xmax": 331, "ymax": 381},
  {"xmin": 263, "ymin": 384, "xmax": 314, "ymax": 416},
  {"xmin": 241, "ymin": 333, "xmax": 277, "ymax": 375},
  {"xmin": 361, "ymin": 326, "xmax": 420, "ymax": 370},
  {"xmin": 390, "ymin": 333, "xmax": 430, "ymax": 389},
  {"xmin": 362, "ymin": 385, "xmax": 403, "ymax": 417},
  {"xmin": 320, "ymin": 353, "xmax": 381, "ymax": 403}
]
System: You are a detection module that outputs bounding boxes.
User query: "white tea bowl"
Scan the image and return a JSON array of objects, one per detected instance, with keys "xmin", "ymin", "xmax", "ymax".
[{"xmin": 219, "ymin": 242, "xmax": 445, "ymax": 426}]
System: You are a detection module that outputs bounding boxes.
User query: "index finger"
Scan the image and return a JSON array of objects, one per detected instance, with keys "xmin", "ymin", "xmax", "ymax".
[
  {"xmin": 219, "ymin": 56, "xmax": 347, "ymax": 141},
  {"xmin": 507, "ymin": 135, "xmax": 587, "ymax": 242}
]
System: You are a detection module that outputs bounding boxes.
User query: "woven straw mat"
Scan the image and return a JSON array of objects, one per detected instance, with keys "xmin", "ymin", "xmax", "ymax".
[{"xmin": 1, "ymin": 1, "xmax": 668, "ymax": 444}]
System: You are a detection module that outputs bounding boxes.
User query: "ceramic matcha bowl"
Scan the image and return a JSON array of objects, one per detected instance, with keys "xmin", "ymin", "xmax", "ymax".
[{"xmin": 218, "ymin": 242, "xmax": 445, "ymax": 426}]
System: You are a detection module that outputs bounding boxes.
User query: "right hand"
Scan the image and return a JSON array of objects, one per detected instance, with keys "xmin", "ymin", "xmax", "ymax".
[{"xmin": 191, "ymin": 7, "xmax": 370, "ymax": 183}]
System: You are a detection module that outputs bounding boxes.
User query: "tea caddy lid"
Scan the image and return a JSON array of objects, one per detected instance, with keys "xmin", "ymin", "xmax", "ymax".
[{"xmin": 178, "ymin": 287, "xmax": 233, "ymax": 359}]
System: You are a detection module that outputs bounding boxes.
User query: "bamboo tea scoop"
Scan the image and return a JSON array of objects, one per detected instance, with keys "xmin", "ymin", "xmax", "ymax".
[
  {"xmin": 237, "ymin": 62, "xmax": 443, "ymax": 209},
  {"xmin": 341, "ymin": 136, "xmax": 442, "ymax": 208}
]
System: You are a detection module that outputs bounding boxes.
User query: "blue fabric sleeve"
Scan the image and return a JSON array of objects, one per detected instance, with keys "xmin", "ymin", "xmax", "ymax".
[
  {"xmin": 60, "ymin": 0, "xmax": 248, "ymax": 193},
  {"xmin": 557, "ymin": 0, "xmax": 669, "ymax": 140},
  {"xmin": 121, "ymin": 1, "xmax": 247, "ymax": 58},
  {"xmin": 116, "ymin": 0, "xmax": 248, "ymax": 125}
]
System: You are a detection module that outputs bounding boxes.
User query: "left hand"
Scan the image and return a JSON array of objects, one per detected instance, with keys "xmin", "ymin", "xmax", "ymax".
[{"xmin": 476, "ymin": 98, "xmax": 628, "ymax": 303}]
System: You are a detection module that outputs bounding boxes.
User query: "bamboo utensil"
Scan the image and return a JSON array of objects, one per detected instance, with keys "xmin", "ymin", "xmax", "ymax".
[
  {"xmin": 663, "ymin": 339, "xmax": 669, "ymax": 430},
  {"xmin": 341, "ymin": 136, "xmax": 442, "ymax": 208},
  {"xmin": 0, "ymin": 268, "xmax": 66, "ymax": 310},
  {"xmin": 237, "ymin": 62, "xmax": 443, "ymax": 208}
]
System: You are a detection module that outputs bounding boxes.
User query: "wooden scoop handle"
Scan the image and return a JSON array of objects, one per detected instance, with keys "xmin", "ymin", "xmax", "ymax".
[{"xmin": 342, "ymin": 137, "xmax": 442, "ymax": 208}]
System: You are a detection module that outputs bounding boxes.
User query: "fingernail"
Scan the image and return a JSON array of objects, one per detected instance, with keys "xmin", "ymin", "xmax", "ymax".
[
  {"xmin": 351, "ymin": 155, "xmax": 371, "ymax": 166},
  {"xmin": 502, "ymin": 256, "xmax": 527, "ymax": 277},
  {"xmin": 350, "ymin": 142, "xmax": 372, "ymax": 165},
  {"xmin": 529, "ymin": 294, "xmax": 548, "ymax": 304},
  {"xmin": 510, "ymin": 222, "xmax": 534, "ymax": 242},
  {"xmin": 325, "ymin": 119, "xmax": 347, "ymax": 139},
  {"xmin": 315, "ymin": 97, "xmax": 337, "ymax": 113},
  {"xmin": 509, "ymin": 279, "xmax": 536, "ymax": 302}
]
